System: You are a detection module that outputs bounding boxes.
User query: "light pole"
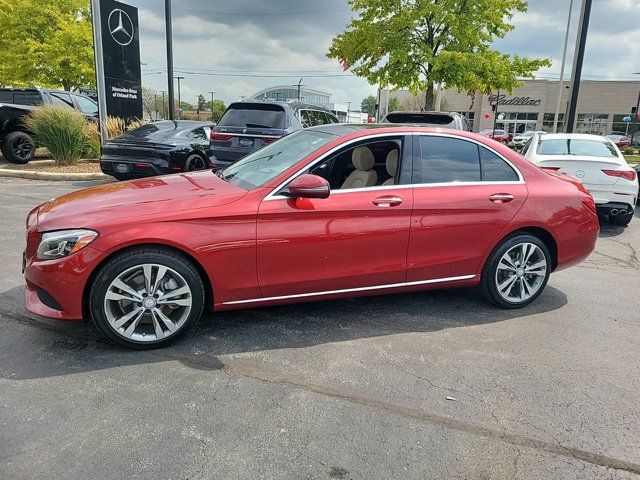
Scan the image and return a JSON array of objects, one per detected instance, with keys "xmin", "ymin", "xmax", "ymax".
[
  {"xmin": 296, "ymin": 78, "xmax": 305, "ymax": 101},
  {"xmin": 566, "ymin": 0, "xmax": 593, "ymax": 133},
  {"xmin": 630, "ymin": 73, "xmax": 640, "ymax": 147},
  {"xmin": 175, "ymin": 76, "xmax": 184, "ymax": 119},
  {"xmin": 165, "ymin": 0, "xmax": 175, "ymax": 120},
  {"xmin": 160, "ymin": 91, "xmax": 166, "ymax": 119},
  {"xmin": 553, "ymin": 0, "xmax": 574, "ymax": 133}
]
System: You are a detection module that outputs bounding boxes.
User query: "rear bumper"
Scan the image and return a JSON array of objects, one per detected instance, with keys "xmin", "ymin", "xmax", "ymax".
[
  {"xmin": 555, "ymin": 214, "xmax": 600, "ymax": 272},
  {"xmin": 100, "ymin": 155, "xmax": 172, "ymax": 178}
]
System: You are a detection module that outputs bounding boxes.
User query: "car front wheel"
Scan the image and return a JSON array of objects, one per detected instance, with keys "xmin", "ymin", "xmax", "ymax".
[
  {"xmin": 89, "ymin": 247, "xmax": 205, "ymax": 349},
  {"xmin": 184, "ymin": 153, "xmax": 207, "ymax": 172},
  {"xmin": 480, "ymin": 234, "xmax": 551, "ymax": 309}
]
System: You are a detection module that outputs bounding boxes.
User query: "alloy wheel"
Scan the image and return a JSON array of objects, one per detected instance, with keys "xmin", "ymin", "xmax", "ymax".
[
  {"xmin": 186, "ymin": 155, "xmax": 206, "ymax": 171},
  {"xmin": 494, "ymin": 242, "xmax": 547, "ymax": 303},
  {"xmin": 103, "ymin": 263, "xmax": 193, "ymax": 342},
  {"xmin": 13, "ymin": 137, "xmax": 33, "ymax": 160}
]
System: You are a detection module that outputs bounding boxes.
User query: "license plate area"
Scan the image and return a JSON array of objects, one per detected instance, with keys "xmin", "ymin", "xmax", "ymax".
[{"xmin": 115, "ymin": 163, "xmax": 131, "ymax": 173}]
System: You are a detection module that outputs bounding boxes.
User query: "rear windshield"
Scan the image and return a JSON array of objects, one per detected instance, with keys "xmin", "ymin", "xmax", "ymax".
[
  {"xmin": 122, "ymin": 121, "xmax": 182, "ymax": 140},
  {"xmin": 0, "ymin": 91, "xmax": 42, "ymax": 105},
  {"xmin": 385, "ymin": 112, "xmax": 454, "ymax": 125},
  {"xmin": 537, "ymin": 138, "xmax": 617, "ymax": 157},
  {"xmin": 218, "ymin": 104, "xmax": 285, "ymax": 129}
]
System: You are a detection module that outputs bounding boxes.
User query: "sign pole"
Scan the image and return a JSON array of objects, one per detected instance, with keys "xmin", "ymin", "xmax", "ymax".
[
  {"xmin": 91, "ymin": 0, "xmax": 108, "ymax": 145},
  {"xmin": 566, "ymin": 0, "xmax": 593, "ymax": 133},
  {"xmin": 165, "ymin": 0, "xmax": 175, "ymax": 120},
  {"xmin": 553, "ymin": 0, "xmax": 573, "ymax": 133}
]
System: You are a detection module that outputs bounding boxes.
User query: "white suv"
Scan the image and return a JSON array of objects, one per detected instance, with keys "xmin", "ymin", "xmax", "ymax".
[{"xmin": 522, "ymin": 133, "xmax": 638, "ymax": 225}]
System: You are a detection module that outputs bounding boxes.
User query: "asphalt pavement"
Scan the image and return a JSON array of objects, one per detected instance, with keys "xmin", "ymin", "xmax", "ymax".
[{"xmin": 1, "ymin": 177, "xmax": 639, "ymax": 480}]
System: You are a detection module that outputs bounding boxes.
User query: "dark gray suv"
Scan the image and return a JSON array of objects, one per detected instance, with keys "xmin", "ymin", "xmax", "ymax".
[
  {"xmin": 382, "ymin": 111, "xmax": 471, "ymax": 131},
  {"xmin": 210, "ymin": 101, "xmax": 339, "ymax": 167}
]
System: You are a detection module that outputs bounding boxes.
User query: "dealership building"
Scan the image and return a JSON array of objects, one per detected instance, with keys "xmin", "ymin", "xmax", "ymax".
[
  {"xmin": 251, "ymin": 85, "xmax": 368, "ymax": 123},
  {"xmin": 384, "ymin": 80, "xmax": 640, "ymax": 135}
]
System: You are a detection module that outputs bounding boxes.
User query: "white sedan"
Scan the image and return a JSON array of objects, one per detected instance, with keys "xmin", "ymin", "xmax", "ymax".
[{"xmin": 521, "ymin": 133, "xmax": 638, "ymax": 225}]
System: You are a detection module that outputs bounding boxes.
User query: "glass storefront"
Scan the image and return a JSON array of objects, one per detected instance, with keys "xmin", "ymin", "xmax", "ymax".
[
  {"xmin": 542, "ymin": 113, "xmax": 564, "ymax": 132},
  {"xmin": 253, "ymin": 87, "xmax": 330, "ymax": 105},
  {"xmin": 495, "ymin": 112, "xmax": 539, "ymax": 135},
  {"xmin": 575, "ymin": 113, "xmax": 608, "ymax": 135},
  {"xmin": 612, "ymin": 114, "xmax": 639, "ymax": 136}
]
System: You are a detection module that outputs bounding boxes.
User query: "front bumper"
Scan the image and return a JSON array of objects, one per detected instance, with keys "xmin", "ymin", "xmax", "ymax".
[{"xmin": 23, "ymin": 246, "xmax": 104, "ymax": 321}]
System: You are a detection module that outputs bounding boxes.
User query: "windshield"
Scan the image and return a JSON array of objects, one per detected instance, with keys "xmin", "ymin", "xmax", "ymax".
[
  {"xmin": 537, "ymin": 138, "xmax": 618, "ymax": 157},
  {"xmin": 219, "ymin": 130, "xmax": 336, "ymax": 189}
]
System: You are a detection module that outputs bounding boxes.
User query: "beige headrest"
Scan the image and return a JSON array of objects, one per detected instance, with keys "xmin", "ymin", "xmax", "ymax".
[
  {"xmin": 386, "ymin": 150, "xmax": 398, "ymax": 177},
  {"xmin": 352, "ymin": 146, "xmax": 375, "ymax": 171}
]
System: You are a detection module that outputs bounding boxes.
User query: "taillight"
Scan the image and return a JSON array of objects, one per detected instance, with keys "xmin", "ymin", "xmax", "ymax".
[
  {"xmin": 262, "ymin": 135, "xmax": 283, "ymax": 144},
  {"xmin": 211, "ymin": 132, "xmax": 233, "ymax": 141},
  {"xmin": 602, "ymin": 169, "xmax": 637, "ymax": 181},
  {"xmin": 580, "ymin": 192, "xmax": 597, "ymax": 214},
  {"xmin": 541, "ymin": 166, "xmax": 561, "ymax": 172}
]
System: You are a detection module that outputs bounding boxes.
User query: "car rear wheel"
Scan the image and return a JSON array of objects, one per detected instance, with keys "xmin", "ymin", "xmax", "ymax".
[
  {"xmin": 480, "ymin": 234, "xmax": 551, "ymax": 309},
  {"xmin": 185, "ymin": 154, "xmax": 207, "ymax": 172},
  {"xmin": 1, "ymin": 131, "xmax": 35, "ymax": 164},
  {"xmin": 89, "ymin": 247, "xmax": 205, "ymax": 349}
]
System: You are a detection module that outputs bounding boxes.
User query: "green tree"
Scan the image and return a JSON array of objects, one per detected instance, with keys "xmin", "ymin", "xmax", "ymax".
[
  {"xmin": 208, "ymin": 99, "xmax": 227, "ymax": 123},
  {"xmin": 361, "ymin": 95, "xmax": 377, "ymax": 116},
  {"xmin": 197, "ymin": 94, "xmax": 207, "ymax": 112},
  {"xmin": 328, "ymin": 0, "xmax": 550, "ymax": 111},
  {"xmin": 0, "ymin": 0, "xmax": 95, "ymax": 90}
]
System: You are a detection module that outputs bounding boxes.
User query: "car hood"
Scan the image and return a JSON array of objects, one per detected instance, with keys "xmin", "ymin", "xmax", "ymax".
[{"xmin": 35, "ymin": 171, "xmax": 247, "ymax": 231}]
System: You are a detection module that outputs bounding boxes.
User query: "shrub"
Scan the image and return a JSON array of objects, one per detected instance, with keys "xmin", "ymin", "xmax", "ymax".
[
  {"xmin": 127, "ymin": 118, "xmax": 147, "ymax": 132},
  {"xmin": 25, "ymin": 105, "xmax": 87, "ymax": 166},
  {"xmin": 103, "ymin": 116, "xmax": 126, "ymax": 140},
  {"xmin": 622, "ymin": 146, "xmax": 635, "ymax": 155},
  {"xmin": 84, "ymin": 122, "xmax": 102, "ymax": 159}
]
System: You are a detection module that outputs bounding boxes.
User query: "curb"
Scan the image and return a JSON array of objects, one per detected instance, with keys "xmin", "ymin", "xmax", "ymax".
[{"xmin": 0, "ymin": 168, "xmax": 110, "ymax": 181}]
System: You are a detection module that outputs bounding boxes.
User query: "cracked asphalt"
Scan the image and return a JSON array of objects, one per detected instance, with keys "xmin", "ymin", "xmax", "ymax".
[{"xmin": 1, "ymin": 177, "xmax": 639, "ymax": 480}]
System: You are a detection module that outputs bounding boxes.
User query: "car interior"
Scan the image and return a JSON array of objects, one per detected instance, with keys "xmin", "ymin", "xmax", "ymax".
[{"xmin": 307, "ymin": 139, "xmax": 402, "ymax": 190}]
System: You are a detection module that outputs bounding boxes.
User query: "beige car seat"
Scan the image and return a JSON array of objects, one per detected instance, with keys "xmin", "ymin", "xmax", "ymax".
[
  {"xmin": 382, "ymin": 150, "xmax": 399, "ymax": 186},
  {"xmin": 341, "ymin": 146, "xmax": 377, "ymax": 189}
]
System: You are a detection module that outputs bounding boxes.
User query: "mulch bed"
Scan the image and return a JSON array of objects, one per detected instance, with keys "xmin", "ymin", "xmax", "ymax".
[{"xmin": 2, "ymin": 159, "xmax": 102, "ymax": 174}]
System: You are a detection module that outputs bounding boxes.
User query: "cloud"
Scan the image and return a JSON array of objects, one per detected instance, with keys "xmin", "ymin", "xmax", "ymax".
[{"xmin": 125, "ymin": 0, "xmax": 638, "ymax": 107}]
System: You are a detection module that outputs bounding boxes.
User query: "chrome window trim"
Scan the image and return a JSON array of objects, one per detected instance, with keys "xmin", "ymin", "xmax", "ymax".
[
  {"xmin": 263, "ymin": 131, "xmax": 525, "ymax": 201},
  {"xmin": 222, "ymin": 274, "xmax": 477, "ymax": 305}
]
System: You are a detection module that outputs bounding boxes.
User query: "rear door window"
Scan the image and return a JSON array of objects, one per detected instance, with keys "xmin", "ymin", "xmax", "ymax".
[
  {"xmin": 74, "ymin": 95, "xmax": 98, "ymax": 115},
  {"xmin": 479, "ymin": 147, "xmax": 519, "ymax": 181},
  {"xmin": 218, "ymin": 104, "xmax": 285, "ymax": 129},
  {"xmin": 414, "ymin": 136, "xmax": 481, "ymax": 184}
]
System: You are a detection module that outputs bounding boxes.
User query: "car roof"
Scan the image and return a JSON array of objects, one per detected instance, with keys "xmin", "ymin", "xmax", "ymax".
[
  {"xmin": 307, "ymin": 123, "xmax": 489, "ymax": 141},
  {"xmin": 537, "ymin": 133, "xmax": 611, "ymax": 141},
  {"xmin": 229, "ymin": 100, "xmax": 335, "ymax": 113}
]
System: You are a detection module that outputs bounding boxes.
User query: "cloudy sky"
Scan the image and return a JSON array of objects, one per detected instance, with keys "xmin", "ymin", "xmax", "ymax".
[{"xmin": 124, "ymin": 0, "xmax": 640, "ymax": 108}]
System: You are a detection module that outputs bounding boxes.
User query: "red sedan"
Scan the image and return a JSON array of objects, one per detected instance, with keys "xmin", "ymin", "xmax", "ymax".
[
  {"xmin": 24, "ymin": 125, "xmax": 599, "ymax": 349},
  {"xmin": 480, "ymin": 129, "xmax": 511, "ymax": 144}
]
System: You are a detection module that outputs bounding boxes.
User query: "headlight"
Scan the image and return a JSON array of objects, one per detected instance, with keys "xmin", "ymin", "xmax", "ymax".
[{"xmin": 36, "ymin": 229, "xmax": 98, "ymax": 260}]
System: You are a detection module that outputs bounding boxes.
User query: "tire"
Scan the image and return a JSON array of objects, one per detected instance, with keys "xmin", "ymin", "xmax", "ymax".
[
  {"xmin": 480, "ymin": 234, "xmax": 551, "ymax": 309},
  {"xmin": 89, "ymin": 247, "xmax": 205, "ymax": 349},
  {"xmin": 1, "ymin": 131, "xmax": 35, "ymax": 164},
  {"xmin": 184, "ymin": 153, "xmax": 207, "ymax": 172},
  {"xmin": 609, "ymin": 211, "xmax": 634, "ymax": 226}
]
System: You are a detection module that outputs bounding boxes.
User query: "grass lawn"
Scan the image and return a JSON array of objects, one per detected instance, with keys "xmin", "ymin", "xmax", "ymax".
[{"xmin": 624, "ymin": 154, "xmax": 640, "ymax": 165}]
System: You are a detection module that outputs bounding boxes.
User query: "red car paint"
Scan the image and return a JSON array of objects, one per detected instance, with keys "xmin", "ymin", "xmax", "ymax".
[{"xmin": 24, "ymin": 126, "xmax": 599, "ymax": 321}]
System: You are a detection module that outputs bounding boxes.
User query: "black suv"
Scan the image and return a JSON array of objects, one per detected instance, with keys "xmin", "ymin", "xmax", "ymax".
[
  {"xmin": 210, "ymin": 101, "xmax": 339, "ymax": 167},
  {"xmin": 0, "ymin": 88, "xmax": 98, "ymax": 163}
]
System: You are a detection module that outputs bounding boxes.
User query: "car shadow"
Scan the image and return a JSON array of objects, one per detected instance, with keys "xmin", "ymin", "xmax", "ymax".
[
  {"xmin": 0, "ymin": 283, "xmax": 567, "ymax": 381},
  {"xmin": 597, "ymin": 210, "xmax": 638, "ymax": 238}
]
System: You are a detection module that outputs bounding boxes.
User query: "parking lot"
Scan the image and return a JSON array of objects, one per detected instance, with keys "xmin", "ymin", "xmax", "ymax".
[{"xmin": 1, "ymin": 176, "xmax": 639, "ymax": 479}]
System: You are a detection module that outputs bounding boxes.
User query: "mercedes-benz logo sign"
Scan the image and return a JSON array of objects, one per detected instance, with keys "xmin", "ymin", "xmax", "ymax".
[
  {"xmin": 576, "ymin": 170, "xmax": 585, "ymax": 178},
  {"xmin": 108, "ymin": 9, "xmax": 134, "ymax": 46}
]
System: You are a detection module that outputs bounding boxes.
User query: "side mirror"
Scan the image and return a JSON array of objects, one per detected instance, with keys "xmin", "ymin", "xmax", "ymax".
[{"xmin": 288, "ymin": 174, "xmax": 330, "ymax": 199}]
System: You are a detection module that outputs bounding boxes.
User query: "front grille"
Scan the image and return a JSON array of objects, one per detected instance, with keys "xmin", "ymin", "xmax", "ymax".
[{"xmin": 36, "ymin": 287, "xmax": 63, "ymax": 311}]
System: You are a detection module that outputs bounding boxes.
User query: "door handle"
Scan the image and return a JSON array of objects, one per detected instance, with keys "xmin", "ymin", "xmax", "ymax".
[
  {"xmin": 489, "ymin": 193, "xmax": 514, "ymax": 204},
  {"xmin": 372, "ymin": 196, "xmax": 403, "ymax": 207}
]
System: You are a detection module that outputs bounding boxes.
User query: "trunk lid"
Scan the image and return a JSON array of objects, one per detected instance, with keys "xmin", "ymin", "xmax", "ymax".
[{"xmin": 536, "ymin": 156, "xmax": 626, "ymax": 186}]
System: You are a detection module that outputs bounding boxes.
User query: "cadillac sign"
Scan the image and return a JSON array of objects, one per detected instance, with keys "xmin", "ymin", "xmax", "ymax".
[{"xmin": 489, "ymin": 94, "xmax": 542, "ymax": 107}]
